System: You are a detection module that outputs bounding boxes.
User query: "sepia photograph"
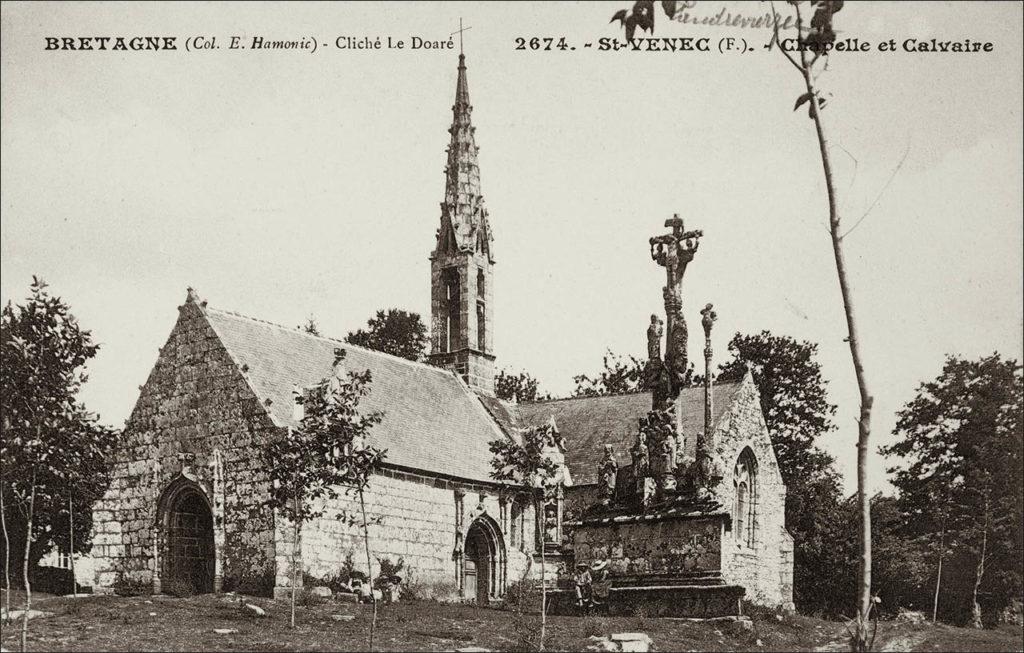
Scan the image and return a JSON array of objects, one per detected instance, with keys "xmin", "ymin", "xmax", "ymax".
[{"xmin": 1, "ymin": 2, "xmax": 1021, "ymax": 651}]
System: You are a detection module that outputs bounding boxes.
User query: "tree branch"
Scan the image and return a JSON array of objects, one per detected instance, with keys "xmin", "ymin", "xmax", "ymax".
[
  {"xmin": 770, "ymin": 1, "xmax": 805, "ymax": 76},
  {"xmin": 841, "ymin": 139, "xmax": 911, "ymax": 240}
]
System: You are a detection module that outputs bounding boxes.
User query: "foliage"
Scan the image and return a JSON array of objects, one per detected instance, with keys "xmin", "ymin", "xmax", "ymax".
[
  {"xmin": 489, "ymin": 427, "xmax": 559, "ymax": 489},
  {"xmin": 306, "ymin": 551, "xmax": 360, "ymax": 594},
  {"xmin": 718, "ymin": 331, "xmax": 838, "ymax": 483},
  {"xmin": 495, "ymin": 369, "xmax": 546, "ymax": 402},
  {"xmin": 299, "ymin": 315, "xmax": 321, "ymax": 336},
  {"xmin": 222, "ymin": 569, "xmax": 275, "ymax": 597},
  {"xmin": 262, "ymin": 348, "xmax": 386, "ymax": 526},
  {"xmin": 161, "ymin": 577, "xmax": 196, "ymax": 598},
  {"xmin": 609, "ymin": 1, "xmax": 678, "ymax": 42},
  {"xmin": 346, "ymin": 309, "xmax": 428, "ymax": 362},
  {"xmin": 374, "ymin": 556, "xmax": 405, "ymax": 589},
  {"xmin": 112, "ymin": 572, "xmax": 149, "ymax": 598},
  {"xmin": 0, "ymin": 277, "xmax": 116, "ymax": 580},
  {"xmin": 490, "ymin": 423, "xmax": 561, "ymax": 651},
  {"xmin": 260, "ymin": 347, "xmax": 385, "ymax": 630},
  {"xmin": 881, "ymin": 354, "xmax": 1023, "ymax": 623},
  {"xmin": 716, "ymin": 330, "xmax": 849, "ymax": 615},
  {"xmin": 572, "ymin": 349, "xmax": 646, "ymax": 397}
]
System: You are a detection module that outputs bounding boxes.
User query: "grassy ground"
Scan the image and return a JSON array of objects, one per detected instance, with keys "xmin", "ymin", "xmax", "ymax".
[{"xmin": 0, "ymin": 589, "xmax": 1021, "ymax": 652}]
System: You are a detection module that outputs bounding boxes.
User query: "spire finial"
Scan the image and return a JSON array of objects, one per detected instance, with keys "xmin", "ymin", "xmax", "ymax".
[{"xmin": 451, "ymin": 18, "xmax": 472, "ymax": 56}]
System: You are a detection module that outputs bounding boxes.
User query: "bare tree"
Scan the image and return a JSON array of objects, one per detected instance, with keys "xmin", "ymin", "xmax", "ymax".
[
  {"xmin": 490, "ymin": 425, "xmax": 560, "ymax": 652},
  {"xmin": 769, "ymin": 2, "xmax": 876, "ymax": 649}
]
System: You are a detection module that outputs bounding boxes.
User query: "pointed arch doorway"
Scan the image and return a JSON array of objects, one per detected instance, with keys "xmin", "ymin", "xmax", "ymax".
[
  {"xmin": 158, "ymin": 478, "xmax": 215, "ymax": 594},
  {"xmin": 463, "ymin": 515, "xmax": 505, "ymax": 605}
]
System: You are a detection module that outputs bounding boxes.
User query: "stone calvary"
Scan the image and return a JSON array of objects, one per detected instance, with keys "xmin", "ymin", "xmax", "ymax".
[{"xmin": 85, "ymin": 50, "xmax": 793, "ymax": 616}]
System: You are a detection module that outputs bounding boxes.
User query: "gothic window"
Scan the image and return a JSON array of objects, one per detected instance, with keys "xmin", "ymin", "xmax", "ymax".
[
  {"xmin": 510, "ymin": 498, "xmax": 524, "ymax": 550},
  {"xmin": 444, "ymin": 268, "xmax": 461, "ymax": 352},
  {"xmin": 477, "ymin": 268, "xmax": 485, "ymax": 298},
  {"xmin": 477, "ymin": 301, "xmax": 486, "ymax": 351},
  {"xmin": 734, "ymin": 448, "xmax": 757, "ymax": 548}
]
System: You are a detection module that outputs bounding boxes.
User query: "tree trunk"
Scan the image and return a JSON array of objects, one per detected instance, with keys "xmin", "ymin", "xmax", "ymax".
[
  {"xmin": 539, "ymin": 539, "xmax": 547, "ymax": 653},
  {"xmin": 290, "ymin": 494, "xmax": 298, "ymax": 630},
  {"xmin": 68, "ymin": 492, "xmax": 76, "ymax": 598},
  {"xmin": 2, "ymin": 484, "xmax": 11, "ymax": 620},
  {"xmin": 971, "ymin": 499, "xmax": 990, "ymax": 629},
  {"xmin": 359, "ymin": 489, "xmax": 377, "ymax": 653},
  {"xmin": 792, "ymin": 9, "xmax": 875, "ymax": 649},
  {"xmin": 21, "ymin": 469, "xmax": 36, "ymax": 653},
  {"xmin": 932, "ymin": 521, "xmax": 945, "ymax": 623}
]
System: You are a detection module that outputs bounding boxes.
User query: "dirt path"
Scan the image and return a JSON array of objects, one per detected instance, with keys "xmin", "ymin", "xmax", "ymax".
[
  {"xmin": 813, "ymin": 626, "xmax": 929, "ymax": 653},
  {"xmin": 878, "ymin": 631, "xmax": 928, "ymax": 652}
]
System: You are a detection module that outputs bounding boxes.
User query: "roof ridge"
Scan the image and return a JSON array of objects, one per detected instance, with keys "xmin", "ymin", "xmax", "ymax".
[
  {"xmin": 204, "ymin": 305, "xmax": 453, "ymax": 377},
  {"xmin": 526, "ymin": 380, "xmax": 743, "ymax": 405},
  {"xmin": 529, "ymin": 390, "xmax": 650, "ymax": 405}
]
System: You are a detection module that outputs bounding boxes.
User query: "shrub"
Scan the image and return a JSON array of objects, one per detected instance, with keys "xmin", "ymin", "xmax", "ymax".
[
  {"xmin": 161, "ymin": 577, "xmax": 196, "ymax": 598},
  {"xmin": 31, "ymin": 565, "xmax": 90, "ymax": 596},
  {"xmin": 579, "ymin": 614, "xmax": 608, "ymax": 638},
  {"xmin": 400, "ymin": 569, "xmax": 458, "ymax": 603},
  {"xmin": 502, "ymin": 579, "xmax": 540, "ymax": 613},
  {"xmin": 374, "ymin": 556, "xmax": 405, "ymax": 590},
  {"xmin": 222, "ymin": 569, "xmax": 275, "ymax": 597},
  {"xmin": 296, "ymin": 587, "xmax": 326, "ymax": 607},
  {"xmin": 112, "ymin": 571, "xmax": 149, "ymax": 597}
]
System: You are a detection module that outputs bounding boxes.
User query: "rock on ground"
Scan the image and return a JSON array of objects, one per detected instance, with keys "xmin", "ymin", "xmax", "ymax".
[{"xmin": 0, "ymin": 609, "xmax": 53, "ymax": 621}]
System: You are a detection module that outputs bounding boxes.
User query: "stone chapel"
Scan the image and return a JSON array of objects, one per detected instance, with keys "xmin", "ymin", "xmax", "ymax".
[{"xmin": 87, "ymin": 52, "xmax": 793, "ymax": 610}]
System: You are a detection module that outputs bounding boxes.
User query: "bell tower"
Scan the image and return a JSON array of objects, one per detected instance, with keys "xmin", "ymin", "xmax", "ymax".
[{"xmin": 428, "ymin": 52, "xmax": 495, "ymax": 396}]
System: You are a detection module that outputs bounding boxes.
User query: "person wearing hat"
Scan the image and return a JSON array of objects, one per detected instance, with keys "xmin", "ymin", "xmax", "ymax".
[
  {"xmin": 573, "ymin": 562, "xmax": 593, "ymax": 608},
  {"xmin": 590, "ymin": 559, "xmax": 611, "ymax": 609}
]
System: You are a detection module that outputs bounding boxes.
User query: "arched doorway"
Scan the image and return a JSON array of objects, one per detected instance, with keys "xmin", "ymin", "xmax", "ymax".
[
  {"xmin": 159, "ymin": 480, "xmax": 215, "ymax": 594},
  {"xmin": 463, "ymin": 515, "xmax": 504, "ymax": 605}
]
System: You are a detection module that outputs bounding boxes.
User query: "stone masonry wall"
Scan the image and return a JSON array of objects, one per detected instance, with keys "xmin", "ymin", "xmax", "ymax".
[
  {"xmin": 712, "ymin": 374, "xmax": 793, "ymax": 608},
  {"xmin": 89, "ymin": 299, "xmax": 278, "ymax": 593},
  {"xmin": 291, "ymin": 465, "xmax": 536, "ymax": 601}
]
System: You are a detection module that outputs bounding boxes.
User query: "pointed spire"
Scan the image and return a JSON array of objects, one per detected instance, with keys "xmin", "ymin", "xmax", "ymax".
[
  {"xmin": 455, "ymin": 54, "xmax": 470, "ymax": 109},
  {"xmin": 436, "ymin": 52, "xmax": 491, "ymax": 260}
]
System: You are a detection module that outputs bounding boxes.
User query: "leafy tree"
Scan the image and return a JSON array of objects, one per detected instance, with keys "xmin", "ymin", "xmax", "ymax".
[
  {"xmin": 262, "ymin": 347, "xmax": 385, "ymax": 643},
  {"xmin": 1, "ymin": 278, "xmax": 115, "ymax": 648},
  {"xmin": 490, "ymin": 425, "xmax": 560, "ymax": 652},
  {"xmin": 346, "ymin": 309, "xmax": 428, "ymax": 362},
  {"xmin": 716, "ymin": 331, "xmax": 847, "ymax": 614},
  {"xmin": 882, "ymin": 354, "xmax": 1023, "ymax": 626},
  {"xmin": 495, "ymin": 369, "xmax": 545, "ymax": 403},
  {"xmin": 718, "ymin": 331, "xmax": 837, "ymax": 483},
  {"xmin": 572, "ymin": 349, "xmax": 646, "ymax": 397}
]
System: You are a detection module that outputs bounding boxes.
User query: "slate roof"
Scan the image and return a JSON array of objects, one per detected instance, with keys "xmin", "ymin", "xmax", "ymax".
[
  {"xmin": 514, "ymin": 383, "xmax": 744, "ymax": 486},
  {"xmin": 203, "ymin": 306, "xmax": 508, "ymax": 484}
]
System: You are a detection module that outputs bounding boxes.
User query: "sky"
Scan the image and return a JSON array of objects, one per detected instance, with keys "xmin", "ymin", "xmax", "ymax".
[{"xmin": 2, "ymin": 1, "xmax": 1022, "ymax": 495}]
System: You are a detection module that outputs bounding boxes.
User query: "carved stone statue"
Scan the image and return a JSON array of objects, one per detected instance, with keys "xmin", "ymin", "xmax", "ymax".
[
  {"xmin": 631, "ymin": 431, "xmax": 650, "ymax": 481},
  {"xmin": 646, "ymin": 314, "xmax": 663, "ymax": 360},
  {"xmin": 644, "ymin": 358, "xmax": 673, "ymax": 410},
  {"xmin": 598, "ymin": 445, "xmax": 618, "ymax": 504},
  {"xmin": 694, "ymin": 450, "xmax": 724, "ymax": 500}
]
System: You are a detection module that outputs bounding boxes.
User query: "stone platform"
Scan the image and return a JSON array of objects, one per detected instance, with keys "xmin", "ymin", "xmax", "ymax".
[{"xmin": 546, "ymin": 582, "xmax": 745, "ymax": 618}]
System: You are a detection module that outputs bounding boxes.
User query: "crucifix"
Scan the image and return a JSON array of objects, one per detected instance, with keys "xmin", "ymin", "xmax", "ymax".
[
  {"xmin": 649, "ymin": 213, "xmax": 703, "ymax": 293},
  {"xmin": 648, "ymin": 213, "xmax": 704, "ymax": 412},
  {"xmin": 451, "ymin": 18, "xmax": 472, "ymax": 55}
]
